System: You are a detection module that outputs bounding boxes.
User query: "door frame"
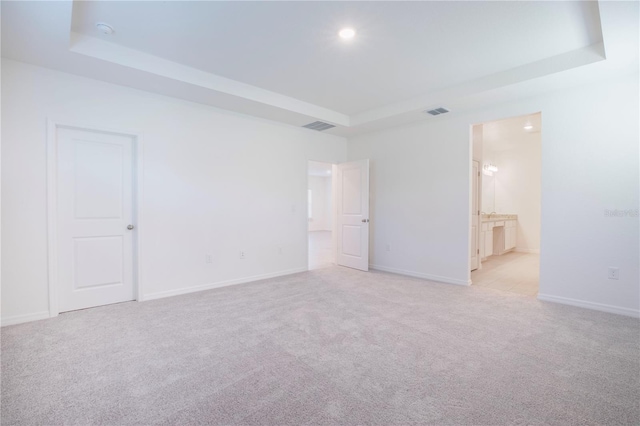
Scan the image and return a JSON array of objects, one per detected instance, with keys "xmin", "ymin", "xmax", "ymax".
[
  {"xmin": 46, "ymin": 119, "xmax": 144, "ymax": 318},
  {"xmin": 468, "ymin": 112, "xmax": 542, "ymax": 285},
  {"xmin": 468, "ymin": 125, "xmax": 486, "ymax": 281},
  {"xmin": 470, "ymin": 159, "xmax": 480, "ymax": 271}
]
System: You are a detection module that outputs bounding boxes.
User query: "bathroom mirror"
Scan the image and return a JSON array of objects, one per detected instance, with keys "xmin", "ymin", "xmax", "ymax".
[{"xmin": 482, "ymin": 173, "xmax": 495, "ymax": 213}]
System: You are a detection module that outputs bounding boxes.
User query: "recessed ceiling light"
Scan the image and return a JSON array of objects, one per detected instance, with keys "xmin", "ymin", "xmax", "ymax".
[
  {"xmin": 339, "ymin": 28, "xmax": 356, "ymax": 40},
  {"xmin": 524, "ymin": 124, "xmax": 533, "ymax": 131},
  {"xmin": 96, "ymin": 22, "xmax": 114, "ymax": 35}
]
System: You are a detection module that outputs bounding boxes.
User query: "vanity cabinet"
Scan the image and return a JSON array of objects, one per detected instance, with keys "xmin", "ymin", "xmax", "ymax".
[
  {"xmin": 504, "ymin": 220, "xmax": 517, "ymax": 251},
  {"xmin": 480, "ymin": 217, "xmax": 517, "ymax": 259},
  {"xmin": 480, "ymin": 222, "xmax": 493, "ymax": 259},
  {"xmin": 494, "ymin": 219, "xmax": 517, "ymax": 255}
]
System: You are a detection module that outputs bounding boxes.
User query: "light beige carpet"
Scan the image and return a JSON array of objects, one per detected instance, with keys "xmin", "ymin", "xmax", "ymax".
[{"xmin": 2, "ymin": 266, "xmax": 639, "ymax": 425}]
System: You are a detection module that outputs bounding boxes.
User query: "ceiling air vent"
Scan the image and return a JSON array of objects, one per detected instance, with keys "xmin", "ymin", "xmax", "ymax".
[
  {"xmin": 302, "ymin": 121, "xmax": 336, "ymax": 131},
  {"xmin": 425, "ymin": 107, "xmax": 450, "ymax": 116}
]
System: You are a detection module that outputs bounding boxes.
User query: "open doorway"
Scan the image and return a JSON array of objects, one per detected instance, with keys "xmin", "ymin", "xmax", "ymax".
[
  {"xmin": 308, "ymin": 160, "xmax": 334, "ymax": 270},
  {"xmin": 470, "ymin": 112, "xmax": 541, "ymax": 296}
]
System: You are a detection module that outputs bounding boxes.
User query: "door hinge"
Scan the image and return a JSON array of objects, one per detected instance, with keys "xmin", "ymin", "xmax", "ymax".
[{"xmin": 477, "ymin": 249, "xmax": 480, "ymax": 254}]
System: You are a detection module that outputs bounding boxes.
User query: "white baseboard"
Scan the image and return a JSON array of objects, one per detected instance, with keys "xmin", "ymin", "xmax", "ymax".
[
  {"xmin": 1, "ymin": 311, "xmax": 51, "ymax": 327},
  {"xmin": 515, "ymin": 248, "xmax": 540, "ymax": 254},
  {"xmin": 144, "ymin": 267, "xmax": 308, "ymax": 301},
  {"xmin": 537, "ymin": 293, "xmax": 639, "ymax": 318},
  {"xmin": 370, "ymin": 264, "xmax": 471, "ymax": 286}
]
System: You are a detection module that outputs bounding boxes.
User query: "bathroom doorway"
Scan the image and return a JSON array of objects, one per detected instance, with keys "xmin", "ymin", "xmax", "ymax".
[
  {"xmin": 308, "ymin": 160, "xmax": 335, "ymax": 270},
  {"xmin": 470, "ymin": 112, "xmax": 541, "ymax": 296}
]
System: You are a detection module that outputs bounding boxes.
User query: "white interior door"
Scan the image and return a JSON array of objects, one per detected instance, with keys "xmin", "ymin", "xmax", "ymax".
[
  {"xmin": 471, "ymin": 160, "xmax": 480, "ymax": 271},
  {"xmin": 336, "ymin": 159, "xmax": 369, "ymax": 271},
  {"xmin": 57, "ymin": 127, "xmax": 135, "ymax": 312}
]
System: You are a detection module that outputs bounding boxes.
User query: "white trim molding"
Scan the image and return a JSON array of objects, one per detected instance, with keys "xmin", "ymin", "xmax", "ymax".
[
  {"xmin": 537, "ymin": 293, "xmax": 640, "ymax": 318},
  {"xmin": 370, "ymin": 264, "xmax": 471, "ymax": 286},
  {"xmin": 144, "ymin": 267, "xmax": 308, "ymax": 301},
  {"xmin": 46, "ymin": 119, "xmax": 144, "ymax": 316},
  {"xmin": 1, "ymin": 311, "xmax": 51, "ymax": 327},
  {"xmin": 46, "ymin": 120, "xmax": 60, "ymax": 318}
]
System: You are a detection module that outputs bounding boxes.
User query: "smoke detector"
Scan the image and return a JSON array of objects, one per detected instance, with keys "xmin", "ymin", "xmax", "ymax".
[{"xmin": 96, "ymin": 23, "xmax": 114, "ymax": 35}]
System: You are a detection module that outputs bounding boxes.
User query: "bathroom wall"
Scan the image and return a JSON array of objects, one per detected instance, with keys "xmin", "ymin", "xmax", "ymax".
[{"xmin": 483, "ymin": 127, "xmax": 541, "ymax": 252}]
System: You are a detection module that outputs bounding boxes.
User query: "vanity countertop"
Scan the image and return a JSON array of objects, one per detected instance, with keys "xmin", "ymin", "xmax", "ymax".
[{"xmin": 481, "ymin": 214, "xmax": 517, "ymax": 221}]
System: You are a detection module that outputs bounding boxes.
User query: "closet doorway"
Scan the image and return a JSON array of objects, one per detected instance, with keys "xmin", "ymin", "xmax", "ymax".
[{"xmin": 307, "ymin": 161, "xmax": 335, "ymax": 270}]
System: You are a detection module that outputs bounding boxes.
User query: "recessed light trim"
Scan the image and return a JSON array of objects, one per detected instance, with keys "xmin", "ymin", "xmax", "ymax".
[
  {"xmin": 524, "ymin": 124, "xmax": 533, "ymax": 130},
  {"xmin": 339, "ymin": 28, "xmax": 356, "ymax": 40}
]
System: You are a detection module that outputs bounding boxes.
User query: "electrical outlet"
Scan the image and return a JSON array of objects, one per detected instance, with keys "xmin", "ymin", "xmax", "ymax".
[
  {"xmin": 277, "ymin": 246, "xmax": 283, "ymax": 255},
  {"xmin": 608, "ymin": 267, "xmax": 619, "ymax": 280},
  {"xmin": 239, "ymin": 251, "xmax": 246, "ymax": 259},
  {"xmin": 385, "ymin": 244, "xmax": 391, "ymax": 252},
  {"xmin": 205, "ymin": 253, "xmax": 213, "ymax": 264}
]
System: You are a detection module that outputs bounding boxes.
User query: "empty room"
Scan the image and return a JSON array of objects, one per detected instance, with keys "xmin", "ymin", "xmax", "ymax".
[{"xmin": 1, "ymin": 1, "xmax": 639, "ymax": 425}]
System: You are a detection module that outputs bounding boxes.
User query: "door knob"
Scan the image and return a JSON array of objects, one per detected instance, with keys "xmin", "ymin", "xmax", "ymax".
[
  {"xmin": 127, "ymin": 224, "xmax": 135, "ymax": 230},
  {"xmin": 361, "ymin": 219, "xmax": 369, "ymax": 223}
]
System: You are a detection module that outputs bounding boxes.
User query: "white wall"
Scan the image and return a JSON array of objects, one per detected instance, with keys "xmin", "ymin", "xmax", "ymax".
[
  {"xmin": 348, "ymin": 120, "xmax": 472, "ymax": 286},
  {"xmin": 2, "ymin": 59, "xmax": 638, "ymax": 323},
  {"xmin": 485, "ymin": 131, "xmax": 541, "ymax": 252},
  {"xmin": 308, "ymin": 175, "xmax": 332, "ymax": 232},
  {"xmin": 348, "ymin": 72, "xmax": 639, "ymax": 317},
  {"xmin": 1, "ymin": 59, "xmax": 347, "ymax": 325},
  {"xmin": 472, "ymin": 125, "xmax": 483, "ymax": 162}
]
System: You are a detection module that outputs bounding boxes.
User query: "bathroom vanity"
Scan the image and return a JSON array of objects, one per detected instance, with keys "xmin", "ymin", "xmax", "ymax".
[{"xmin": 480, "ymin": 214, "xmax": 517, "ymax": 260}]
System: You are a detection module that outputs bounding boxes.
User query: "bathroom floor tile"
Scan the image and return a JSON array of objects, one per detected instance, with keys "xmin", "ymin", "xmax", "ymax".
[{"xmin": 472, "ymin": 252, "xmax": 539, "ymax": 297}]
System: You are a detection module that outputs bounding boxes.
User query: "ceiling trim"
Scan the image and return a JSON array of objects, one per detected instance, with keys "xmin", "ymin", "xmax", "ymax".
[
  {"xmin": 350, "ymin": 43, "xmax": 605, "ymax": 127},
  {"xmin": 69, "ymin": 30, "xmax": 605, "ymax": 131},
  {"xmin": 69, "ymin": 32, "xmax": 351, "ymax": 127},
  {"xmin": 1, "ymin": 0, "xmax": 626, "ymax": 137}
]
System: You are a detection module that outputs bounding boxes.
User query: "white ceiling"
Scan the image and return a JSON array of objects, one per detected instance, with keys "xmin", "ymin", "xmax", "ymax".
[
  {"xmin": 2, "ymin": 1, "xmax": 638, "ymax": 136},
  {"xmin": 70, "ymin": 1, "xmax": 602, "ymax": 115},
  {"xmin": 483, "ymin": 113, "xmax": 542, "ymax": 153}
]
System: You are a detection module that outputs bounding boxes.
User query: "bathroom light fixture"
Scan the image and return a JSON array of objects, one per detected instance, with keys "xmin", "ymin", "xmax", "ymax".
[
  {"xmin": 524, "ymin": 124, "xmax": 533, "ymax": 131},
  {"xmin": 483, "ymin": 163, "xmax": 497, "ymax": 176},
  {"xmin": 96, "ymin": 22, "xmax": 114, "ymax": 35},
  {"xmin": 339, "ymin": 28, "xmax": 356, "ymax": 40}
]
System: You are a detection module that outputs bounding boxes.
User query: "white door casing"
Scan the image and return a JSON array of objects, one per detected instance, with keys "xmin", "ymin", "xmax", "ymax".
[
  {"xmin": 336, "ymin": 159, "xmax": 370, "ymax": 271},
  {"xmin": 56, "ymin": 127, "xmax": 136, "ymax": 312},
  {"xmin": 471, "ymin": 160, "xmax": 480, "ymax": 271}
]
